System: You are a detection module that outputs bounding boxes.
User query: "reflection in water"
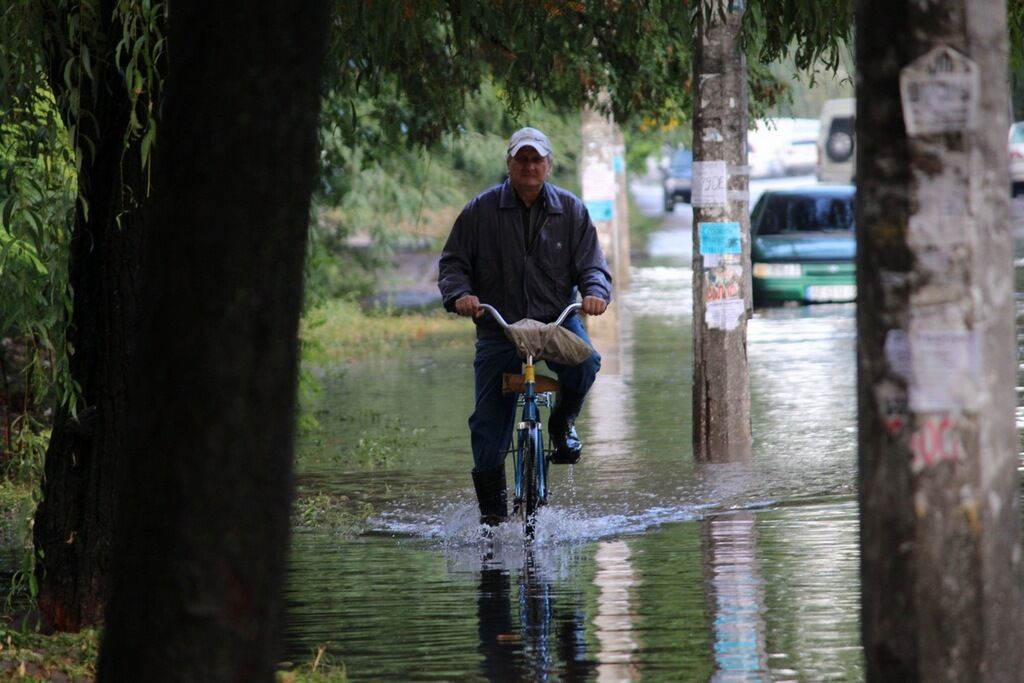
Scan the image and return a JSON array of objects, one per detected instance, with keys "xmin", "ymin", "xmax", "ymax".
[
  {"xmin": 586, "ymin": 300, "xmax": 641, "ymax": 491},
  {"xmin": 702, "ymin": 512, "xmax": 768, "ymax": 681},
  {"xmin": 475, "ymin": 547, "xmax": 596, "ymax": 682},
  {"xmin": 477, "ymin": 566, "xmax": 516, "ymax": 681},
  {"xmin": 594, "ymin": 540, "xmax": 640, "ymax": 682}
]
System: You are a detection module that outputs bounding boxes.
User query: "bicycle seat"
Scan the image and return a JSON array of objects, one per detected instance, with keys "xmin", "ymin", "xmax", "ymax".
[{"xmin": 502, "ymin": 373, "xmax": 560, "ymax": 395}]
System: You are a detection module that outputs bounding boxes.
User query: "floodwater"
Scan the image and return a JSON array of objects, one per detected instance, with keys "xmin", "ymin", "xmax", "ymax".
[
  {"xmin": 284, "ymin": 189, "xmax": 1024, "ymax": 681},
  {"xmin": 284, "ymin": 187, "xmax": 873, "ymax": 681}
]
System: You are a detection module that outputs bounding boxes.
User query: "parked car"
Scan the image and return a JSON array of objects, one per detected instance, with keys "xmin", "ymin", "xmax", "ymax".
[
  {"xmin": 817, "ymin": 98, "xmax": 856, "ymax": 184},
  {"xmin": 779, "ymin": 136, "xmax": 818, "ymax": 175},
  {"xmin": 1009, "ymin": 121, "xmax": 1024, "ymax": 196},
  {"xmin": 750, "ymin": 185, "xmax": 856, "ymax": 305},
  {"xmin": 748, "ymin": 118, "xmax": 818, "ymax": 178},
  {"xmin": 662, "ymin": 148, "xmax": 693, "ymax": 212},
  {"xmin": 747, "ymin": 137, "xmax": 784, "ymax": 178}
]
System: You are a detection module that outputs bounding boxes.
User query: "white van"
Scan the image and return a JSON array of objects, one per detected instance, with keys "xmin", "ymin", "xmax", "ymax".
[{"xmin": 817, "ymin": 98, "xmax": 856, "ymax": 184}]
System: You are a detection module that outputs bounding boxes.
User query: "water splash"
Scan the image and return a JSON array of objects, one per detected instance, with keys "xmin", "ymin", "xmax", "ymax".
[{"xmin": 371, "ymin": 498, "xmax": 705, "ymax": 552}]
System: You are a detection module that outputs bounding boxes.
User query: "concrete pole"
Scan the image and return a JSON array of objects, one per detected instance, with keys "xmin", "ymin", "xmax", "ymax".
[
  {"xmin": 856, "ymin": 0, "xmax": 1023, "ymax": 679},
  {"xmin": 581, "ymin": 94, "xmax": 631, "ymax": 292},
  {"xmin": 691, "ymin": 0, "xmax": 752, "ymax": 461}
]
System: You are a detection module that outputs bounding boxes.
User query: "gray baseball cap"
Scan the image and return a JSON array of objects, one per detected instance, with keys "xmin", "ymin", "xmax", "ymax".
[{"xmin": 507, "ymin": 127, "xmax": 552, "ymax": 158}]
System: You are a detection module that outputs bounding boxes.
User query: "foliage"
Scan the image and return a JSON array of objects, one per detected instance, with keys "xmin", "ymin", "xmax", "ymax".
[
  {"xmin": 326, "ymin": 1, "xmax": 695, "ymax": 152},
  {"xmin": 0, "ymin": 0, "xmax": 165, "ymax": 473},
  {"xmin": 765, "ymin": 49, "xmax": 854, "ymax": 119},
  {"xmin": 1012, "ymin": 0, "xmax": 1024, "ymax": 73},
  {"xmin": 743, "ymin": 0, "xmax": 854, "ymax": 73},
  {"xmin": 0, "ymin": 88, "xmax": 75, "ymax": 464}
]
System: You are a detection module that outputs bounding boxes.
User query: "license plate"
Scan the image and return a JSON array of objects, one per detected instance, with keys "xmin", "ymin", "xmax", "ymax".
[{"xmin": 806, "ymin": 284, "xmax": 856, "ymax": 301}]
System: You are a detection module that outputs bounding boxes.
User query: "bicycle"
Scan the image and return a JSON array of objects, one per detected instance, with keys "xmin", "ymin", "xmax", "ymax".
[{"xmin": 478, "ymin": 301, "xmax": 586, "ymax": 538}]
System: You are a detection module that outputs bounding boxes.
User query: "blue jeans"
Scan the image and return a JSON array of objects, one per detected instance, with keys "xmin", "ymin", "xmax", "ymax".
[{"xmin": 469, "ymin": 315, "xmax": 601, "ymax": 472}]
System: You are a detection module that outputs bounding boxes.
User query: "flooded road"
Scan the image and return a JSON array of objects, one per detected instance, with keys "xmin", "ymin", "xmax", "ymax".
[{"xmin": 285, "ymin": 178, "xmax": 876, "ymax": 680}]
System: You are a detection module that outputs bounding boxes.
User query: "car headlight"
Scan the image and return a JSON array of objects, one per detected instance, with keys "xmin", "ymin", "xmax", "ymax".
[{"xmin": 752, "ymin": 263, "xmax": 802, "ymax": 278}]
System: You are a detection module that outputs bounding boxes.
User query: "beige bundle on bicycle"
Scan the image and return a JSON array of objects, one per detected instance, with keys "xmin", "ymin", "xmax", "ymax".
[{"xmin": 504, "ymin": 318, "xmax": 594, "ymax": 366}]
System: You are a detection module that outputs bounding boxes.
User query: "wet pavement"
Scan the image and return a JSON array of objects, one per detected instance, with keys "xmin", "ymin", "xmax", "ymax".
[{"xmin": 285, "ymin": 175, "xmax": 881, "ymax": 681}]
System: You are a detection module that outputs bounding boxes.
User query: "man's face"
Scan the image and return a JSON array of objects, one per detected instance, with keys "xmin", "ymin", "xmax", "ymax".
[{"xmin": 507, "ymin": 146, "xmax": 551, "ymax": 197}]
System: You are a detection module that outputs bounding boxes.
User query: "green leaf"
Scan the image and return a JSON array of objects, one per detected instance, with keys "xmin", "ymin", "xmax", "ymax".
[
  {"xmin": 82, "ymin": 43, "xmax": 93, "ymax": 81},
  {"xmin": 141, "ymin": 122, "xmax": 156, "ymax": 169},
  {"xmin": 24, "ymin": 208, "xmax": 45, "ymax": 242},
  {"xmin": 1, "ymin": 196, "xmax": 15, "ymax": 230},
  {"xmin": 63, "ymin": 56, "xmax": 76, "ymax": 92}
]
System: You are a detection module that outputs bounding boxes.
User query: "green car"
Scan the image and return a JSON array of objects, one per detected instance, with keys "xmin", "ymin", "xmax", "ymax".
[{"xmin": 750, "ymin": 185, "xmax": 856, "ymax": 305}]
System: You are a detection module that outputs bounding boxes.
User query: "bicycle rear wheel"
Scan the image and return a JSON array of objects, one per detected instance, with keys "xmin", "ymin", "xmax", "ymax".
[{"xmin": 521, "ymin": 425, "xmax": 544, "ymax": 537}]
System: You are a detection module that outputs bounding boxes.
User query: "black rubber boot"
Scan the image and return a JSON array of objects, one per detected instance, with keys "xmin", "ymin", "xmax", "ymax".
[
  {"xmin": 471, "ymin": 464, "xmax": 508, "ymax": 527},
  {"xmin": 548, "ymin": 389, "xmax": 584, "ymax": 464}
]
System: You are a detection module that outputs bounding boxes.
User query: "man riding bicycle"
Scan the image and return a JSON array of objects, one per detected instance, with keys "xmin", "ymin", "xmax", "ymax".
[{"xmin": 437, "ymin": 126, "xmax": 612, "ymax": 527}]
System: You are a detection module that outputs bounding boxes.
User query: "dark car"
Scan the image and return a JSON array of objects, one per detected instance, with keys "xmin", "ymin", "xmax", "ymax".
[
  {"xmin": 750, "ymin": 185, "xmax": 856, "ymax": 305},
  {"xmin": 662, "ymin": 148, "xmax": 693, "ymax": 212}
]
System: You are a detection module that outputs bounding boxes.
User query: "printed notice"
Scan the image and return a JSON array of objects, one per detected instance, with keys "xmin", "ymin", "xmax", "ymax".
[
  {"xmin": 706, "ymin": 299, "xmax": 745, "ymax": 331},
  {"xmin": 899, "ymin": 45, "xmax": 979, "ymax": 136},
  {"xmin": 908, "ymin": 329, "xmax": 975, "ymax": 412},
  {"xmin": 691, "ymin": 160, "xmax": 728, "ymax": 207},
  {"xmin": 699, "ymin": 222, "xmax": 741, "ymax": 255},
  {"xmin": 581, "ymin": 161, "xmax": 616, "ymax": 202},
  {"xmin": 585, "ymin": 199, "xmax": 614, "ymax": 222},
  {"xmin": 703, "ymin": 253, "xmax": 744, "ymax": 330}
]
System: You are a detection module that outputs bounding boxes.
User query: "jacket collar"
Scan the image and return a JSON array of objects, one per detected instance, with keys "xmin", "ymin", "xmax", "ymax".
[{"xmin": 498, "ymin": 179, "xmax": 565, "ymax": 215}]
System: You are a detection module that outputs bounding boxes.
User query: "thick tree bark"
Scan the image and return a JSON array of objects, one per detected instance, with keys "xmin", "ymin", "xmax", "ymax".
[
  {"xmin": 98, "ymin": 1, "xmax": 329, "ymax": 680},
  {"xmin": 32, "ymin": 0, "xmax": 147, "ymax": 631},
  {"xmin": 856, "ymin": 0, "xmax": 1023, "ymax": 680},
  {"xmin": 691, "ymin": 1, "xmax": 752, "ymax": 461}
]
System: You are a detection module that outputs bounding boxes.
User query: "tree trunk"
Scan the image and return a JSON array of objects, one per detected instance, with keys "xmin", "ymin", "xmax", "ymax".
[
  {"xmin": 691, "ymin": 1, "xmax": 752, "ymax": 461},
  {"xmin": 856, "ymin": 0, "xmax": 1023, "ymax": 679},
  {"xmin": 32, "ymin": 0, "xmax": 147, "ymax": 631},
  {"xmin": 98, "ymin": 1, "xmax": 329, "ymax": 679}
]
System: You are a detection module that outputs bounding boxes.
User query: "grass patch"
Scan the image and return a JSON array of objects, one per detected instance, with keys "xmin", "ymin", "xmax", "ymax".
[
  {"xmin": 292, "ymin": 491, "xmax": 373, "ymax": 538},
  {"xmin": 0, "ymin": 628, "xmax": 347, "ymax": 682},
  {"xmin": 301, "ymin": 299, "xmax": 470, "ymax": 364},
  {"xmin": 0, "ymin": 628, "xmax": 97, "ymax": 681},
  {"xmin": 278, "ymin": 645, "xmax": 348, "ymax": 682},
  {"xmin": 301, "ymin": 412, "xmax": 423, "ymax": 469}
]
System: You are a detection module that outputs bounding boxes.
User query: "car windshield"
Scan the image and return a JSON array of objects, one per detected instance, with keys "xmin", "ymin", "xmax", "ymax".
[
  {"xmin": 754, "ymin": 192, "xmax": 854, "ymax": 235},
  {"xmin": 1011, "ymin": 124, "xmax": 1024, "ymax": 144},
  {"xmin": 670, "ymin": 149, "xmax": 692, "ymax": 173}
]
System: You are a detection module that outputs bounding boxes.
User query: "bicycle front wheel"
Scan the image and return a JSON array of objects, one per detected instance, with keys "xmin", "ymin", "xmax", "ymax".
[{"xmin": 521, "ymin": 424, "xmax": 544, "ymax": 537}]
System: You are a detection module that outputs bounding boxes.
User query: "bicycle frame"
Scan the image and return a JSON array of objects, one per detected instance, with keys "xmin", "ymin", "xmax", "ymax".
[
  {"xmin": 478, "ymin": 302, "xmax": 582, "ymax": 536},
  {"xmin": 511, "ymin": 353, "xmax": 549, "ymax": 525}
]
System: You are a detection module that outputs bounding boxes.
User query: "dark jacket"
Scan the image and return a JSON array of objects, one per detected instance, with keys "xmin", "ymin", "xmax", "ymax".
[{"xmin": 438, "ymin": 180, "xmax": 612, "ymax": 339}]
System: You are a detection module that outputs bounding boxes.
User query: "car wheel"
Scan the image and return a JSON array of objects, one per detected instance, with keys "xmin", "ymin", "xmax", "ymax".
[
  {"xmin": 826, "ymin": 131, "xmax": 854, "ymax": 162},
  {"xmin": 664, "ymin": 197, "xmax": 675, "ymax": 213}
]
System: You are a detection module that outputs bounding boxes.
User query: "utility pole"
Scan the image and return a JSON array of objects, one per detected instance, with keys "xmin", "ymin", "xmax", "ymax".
[
  {"xmin": 691, "ymin": 0, "xmax": 752, "ymax": 461},
  {"xmin": 856, "ymin": 0, "xmax": 1022, "ymax": 679},
  {"xmin": 581, "ymin": 94, "xmax": 631, "ymax": 291}
]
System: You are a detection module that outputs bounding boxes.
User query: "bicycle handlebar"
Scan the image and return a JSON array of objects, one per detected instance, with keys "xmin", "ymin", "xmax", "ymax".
[{"xmin": 477, "ymin": 302, "xmax": 583, "ymax": 329}]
